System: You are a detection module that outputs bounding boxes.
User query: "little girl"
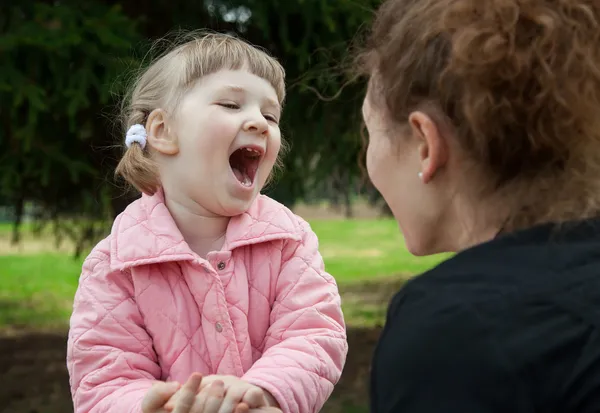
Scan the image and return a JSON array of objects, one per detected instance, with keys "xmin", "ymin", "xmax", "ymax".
[{"xmin": 66, "ymin": 32, "xmax": 348, "ymax": 413}]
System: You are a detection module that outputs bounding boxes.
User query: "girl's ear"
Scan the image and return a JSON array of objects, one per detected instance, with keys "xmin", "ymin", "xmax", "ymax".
[{"xmin": 146, "ymin": 109, "xmax": 179, "ymax": 155}]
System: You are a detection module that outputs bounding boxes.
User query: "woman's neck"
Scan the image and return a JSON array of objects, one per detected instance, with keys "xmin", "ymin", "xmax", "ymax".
[
  {"xmin": 164, "ymin": 194, "xmax": 230, "ymax": 258},
  {"xmin": 446, "ymin": 192, "xmax": 508, "ymax": 253}
]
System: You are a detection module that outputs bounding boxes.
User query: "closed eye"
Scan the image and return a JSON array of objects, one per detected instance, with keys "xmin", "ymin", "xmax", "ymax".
[
  {"xmin": 264, "ymin": 114, "xmax": 279, "ymax": 124},
  {"xmin": 218, "ymin": 102, "xmax": 240, "ymax": 110}
]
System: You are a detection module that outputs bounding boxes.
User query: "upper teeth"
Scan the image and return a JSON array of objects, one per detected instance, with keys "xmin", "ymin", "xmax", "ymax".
[{"xmin": 243, "ymin": 148, "xmax": 261, "ymax": 155}]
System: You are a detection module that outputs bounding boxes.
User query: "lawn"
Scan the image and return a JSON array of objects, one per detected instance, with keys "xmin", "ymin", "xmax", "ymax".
[
  {"xmin": 0, "ymin": 219, "xmax": 448, "ymax": 330},
  {"xmin": 310, "ymin": 219, "xmax": 447, "ymax": 279},
  {"xmin": 0, "ymin": 253, "xmax": 84, "ymax": 329}
]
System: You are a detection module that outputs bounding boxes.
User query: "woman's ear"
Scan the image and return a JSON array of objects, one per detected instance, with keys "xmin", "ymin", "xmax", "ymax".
[
  {"xmin": 408, "ymin": 110, "xmax": 449, "ymax": 183},
  {"xmin": 146, "ymin": 109, "xmax": 179, "ymax": 156}
]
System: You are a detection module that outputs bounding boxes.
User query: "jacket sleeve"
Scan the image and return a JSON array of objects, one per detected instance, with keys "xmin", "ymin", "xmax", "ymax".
[
  {"xmin": 67, "ymin": 244, "xmax": 161, "ymax": 413},
  {"xmin": 241, "ymin": 217, "xmax": 348, "ymax": 413}
]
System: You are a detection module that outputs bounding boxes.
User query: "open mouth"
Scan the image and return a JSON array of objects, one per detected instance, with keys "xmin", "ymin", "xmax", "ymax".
[{"xmin": 229, "ymin": 147, "xmax": 263, "ymax": 187}]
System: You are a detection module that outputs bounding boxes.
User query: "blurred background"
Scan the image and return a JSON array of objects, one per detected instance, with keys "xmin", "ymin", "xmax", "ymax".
[{"xmin": 0, "ymin": 1, "xmax": 447, "ymax": 412}]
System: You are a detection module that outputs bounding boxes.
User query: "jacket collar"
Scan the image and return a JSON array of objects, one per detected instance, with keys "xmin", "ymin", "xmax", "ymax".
[{"xmin": 109, "ymin": 189, "xmax": 300, "ymax": 271}]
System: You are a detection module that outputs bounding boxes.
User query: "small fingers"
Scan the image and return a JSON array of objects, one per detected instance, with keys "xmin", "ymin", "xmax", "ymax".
[
  {"xmin": 217, "ymin": 383, "xmax": 247, "ymax": 413},
  {"xmin": 198, "ymin": 376, "xmax": 216, "ymax": 392},
  {"xmin": 173, "ymin": 373, "xmax": 203, "ymax": 413},
  {"xmin": 192, "ymin": 380, "xmax": 225, "ymax": 413},
  {"xmin": 142, "ymin": 381, "xmax": 181, "ymax": 413},
  {"xmin": 234, "ymin": 403, "xmax": 250, "ymax": 413},
  {"xmin": 164, "ymin": 390, "xmax": 180, "ymax": 411},
  {"xmin": 242, "ymin": 387, "xmax": 266, "ymax": 408}
]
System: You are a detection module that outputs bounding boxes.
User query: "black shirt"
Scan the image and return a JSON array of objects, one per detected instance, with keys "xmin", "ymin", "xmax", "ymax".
[{"xmin": 370, "ymin": 219, "xmax": 600, "ymax": 413}]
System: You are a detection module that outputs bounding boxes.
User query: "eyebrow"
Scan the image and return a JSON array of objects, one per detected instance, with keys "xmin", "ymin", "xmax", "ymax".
[{"xmin": 221, "ymin": 85, "xmax": 280, "ymax": 111}]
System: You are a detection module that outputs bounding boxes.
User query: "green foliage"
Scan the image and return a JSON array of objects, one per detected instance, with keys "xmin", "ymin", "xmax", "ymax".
[
  {"xmin": 233, "ymin": 0, "xmax": 378, "ymax": 204},
  {"xmin": 0, "ymin": 2, "xmax": 141, "ymax": 249},
  {"xmin": 1, "ymin": 0, "xmax": 381, "ymax": 254}
]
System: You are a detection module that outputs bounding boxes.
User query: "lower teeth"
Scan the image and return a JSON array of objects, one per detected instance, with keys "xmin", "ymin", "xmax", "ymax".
[
  {"xmin": 242, "ymin": 174, "xmax": 251, "ymax": 186},
  {"xmin": 233, "ymin": 167, "xmax": 252, "ymax": 187}
]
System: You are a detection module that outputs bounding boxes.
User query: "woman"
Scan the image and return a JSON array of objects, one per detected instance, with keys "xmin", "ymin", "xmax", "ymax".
[{"xmin": 358, "ymin": 0, "xmax": 600, "ymax": 412}]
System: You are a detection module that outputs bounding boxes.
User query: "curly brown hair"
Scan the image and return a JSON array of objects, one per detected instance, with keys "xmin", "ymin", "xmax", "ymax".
[{"xmin": 358, "ymin": 0, "xmax": 600, "ymax": 232}]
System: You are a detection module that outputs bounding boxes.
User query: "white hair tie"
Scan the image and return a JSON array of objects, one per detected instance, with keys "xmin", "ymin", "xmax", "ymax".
[{"xmin": 125, "ymin": 124, "xmax": 147, "ymax": 149}]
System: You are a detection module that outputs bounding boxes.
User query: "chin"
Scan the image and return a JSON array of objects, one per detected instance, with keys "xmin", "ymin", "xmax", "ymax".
[
  {"xmin": 406, "ymin": 242, "xmax": 434, "ymax": 257},
  {"xmin": 405, "ymin": 233, "xmax": 450, "ymax": 256},
  {"xmin": 404, "ymin": 236, "xmax": 428, "ymax": 257},
  {"xmin": 220, "ymin": 194, "xmax": 259, "ymax": 217},
  {"xmin": 399, "ymin": 222, "xmax": 438, "ymax": 257}
]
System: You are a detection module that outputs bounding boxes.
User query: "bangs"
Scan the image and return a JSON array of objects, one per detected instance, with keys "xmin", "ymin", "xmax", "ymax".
[{"xmin": 175, "ymin": 34, "xmax": 286, "ymax": 104}]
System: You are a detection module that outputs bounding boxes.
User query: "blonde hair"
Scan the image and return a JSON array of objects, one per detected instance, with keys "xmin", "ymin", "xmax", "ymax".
[{"xmin": 115, "ymin": 31, "xmax": 286, "ymax": 195}]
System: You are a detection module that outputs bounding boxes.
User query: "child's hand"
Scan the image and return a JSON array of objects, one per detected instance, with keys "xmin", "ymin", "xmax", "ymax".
[
  {"xmin": 141, "ymin": 377, "xmax": 190, "ymax": 413},
  {"xmin": 161, "ymin": 374, "xmax": 261, "ymax": 413},
  {"xmin": 199, "ymin": 375, "xmax": 269, "ymax": 412},
  {"xmin": 160, "ymin": 373, "xmax": 203, "ymax": 413},
  {"xmin": 161, "ymin": 373, "xmax": 274, "ymax": 413},
  {"xmin": 241, "ymin": 408, "xmax": 283, "ymax": 413}
]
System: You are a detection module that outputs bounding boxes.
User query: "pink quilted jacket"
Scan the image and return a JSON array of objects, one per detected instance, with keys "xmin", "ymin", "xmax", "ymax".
[{"xmin": 66, "ymin": 191, "xmax": 348, "ymax": 413}]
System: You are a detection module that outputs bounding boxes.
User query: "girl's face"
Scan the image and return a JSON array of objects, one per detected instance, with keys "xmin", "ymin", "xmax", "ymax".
[{"xmin": 149, "ymin": 69, "xmax": 282, "ymax": 217}]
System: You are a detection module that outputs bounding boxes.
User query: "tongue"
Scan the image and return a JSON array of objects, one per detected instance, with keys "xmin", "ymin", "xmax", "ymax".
[{"xmin": 232, "ymin": 167, "xmax": 252, "ymax": 187}]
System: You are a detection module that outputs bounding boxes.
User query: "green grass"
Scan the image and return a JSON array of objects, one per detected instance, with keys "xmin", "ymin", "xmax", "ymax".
[
  {"xmin": 311, "ymin": 219, "xmax": 448, "ymax": 279},
  {"xmin": 0, "ymin": 253, "xmax": 83, "ymax": 329},
  {"xmin": 0, "ymin": 221, "xmax": 39, "ymax": 233},
  {"xmin": 0, "ymin": 219, "xmax": 449, "ymax": 330}
]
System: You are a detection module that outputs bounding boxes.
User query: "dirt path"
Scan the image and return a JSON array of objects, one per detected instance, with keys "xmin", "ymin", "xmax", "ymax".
[
  {"xmin": 0, "ymin": 331, "xmax": 71, "ymax": 413},
  {"xmin": 0, "ymin": 327, "xmax": 381, "ymax": 413}
]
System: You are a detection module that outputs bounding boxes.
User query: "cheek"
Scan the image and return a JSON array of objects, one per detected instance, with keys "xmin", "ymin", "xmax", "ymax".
[
  {"xmin": 365, "ymin": 140, "xmax": 376, "ymax": 175},
  {"xmin": 366, "ymin": 132, "xmax": 388, "ymax": 185},
  {"xmin": 205, "ymin": 115, "xmax": 236, "ymax": 141},
  {"xmin": 266, "ymin": 132, "xmax": 281, "ymax": 162},
  {"xmin": 177, "ymin": 115, "xmax": 218, "ymax": 153}
]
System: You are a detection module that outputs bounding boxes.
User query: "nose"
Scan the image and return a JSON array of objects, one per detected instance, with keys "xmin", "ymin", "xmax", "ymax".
[{"xmin": 243, "ymin": 112, "xmax": 269, "ymax": 135}]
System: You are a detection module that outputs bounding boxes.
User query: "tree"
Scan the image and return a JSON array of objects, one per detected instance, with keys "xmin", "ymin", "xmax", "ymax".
[
  {"xmin": 1, "ymin": 2, "xmax": 141, "ymax": 253},
  {"xmin": 1, "ymin": 0, "xmax": 380, "ymax": 255}
]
